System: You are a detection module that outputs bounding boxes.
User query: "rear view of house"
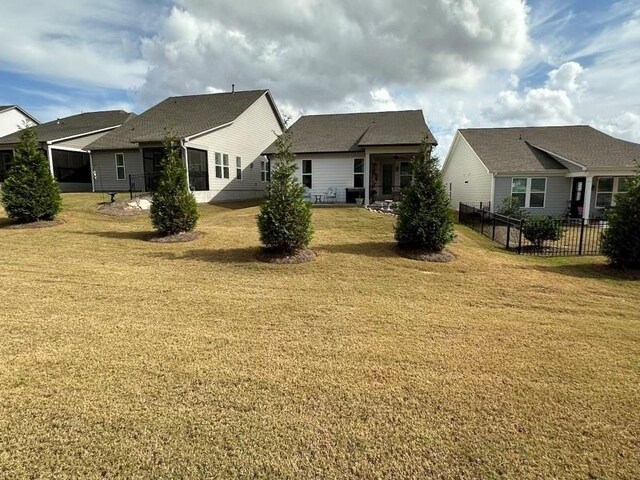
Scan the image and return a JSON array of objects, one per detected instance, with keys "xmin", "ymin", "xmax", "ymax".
[
  {"xmin": 0, "ymin": 110, "xmax": 134, "ymax": 191},
  {"xmin": 88, "ymin": 89, "xmax": 284, "ymax": 203},
  {"xmin": 442, "ymin": 126, "xmax": 640, "ymax": 219},
  {"xmin": 263, "ymin": 110, "xmax": 436, "ymax": 205}
]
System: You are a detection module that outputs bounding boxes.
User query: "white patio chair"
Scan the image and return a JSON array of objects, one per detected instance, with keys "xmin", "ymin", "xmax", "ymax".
[{"xmin": 325, "ymin": 186, "xmax": 337, "ymax": 203}]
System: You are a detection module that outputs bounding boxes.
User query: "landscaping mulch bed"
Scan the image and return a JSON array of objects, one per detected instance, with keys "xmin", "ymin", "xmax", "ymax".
[
  {"xmin": 4, "ymin": 219, "xmax": 65, "ymax": 229},
  {"xmin": 256, "ymin": 248, "xmax": 316, "ymax": 264},
  {"xmin": 149, "ymin": 231, "xmax": 203, "ymax": 243},
  {"xmin": 98, "ymin": 199, "xmax": 150, "ymax": 217},
  {"xmin": 398, "ymin": 247, "xmax": 456, "ymax": 263}
]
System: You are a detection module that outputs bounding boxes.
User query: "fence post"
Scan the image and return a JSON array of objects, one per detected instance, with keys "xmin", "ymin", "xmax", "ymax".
[
  {"xmin": 492, "ymin": 214, "xmax": 496, "ymax": 241},
  {"xmin": 480, "ymin": 207, "xmax": 485, "ymax": 234},
  {"xmin": 459, "ymin": 202, "xmax": 462, "ymax": 224},
  {"xmin": 471, "ymin": 206, "xmax": 476, "ymax": 230},
  {"xmin": 518, "ymin": 218, "xmax": 524, "ymax": 255},
  {"xmin": 506, "ymin": 217, "xmax": 511, "ymax": 250},
  {"xmin": 578, "ymin": 218, "xmax": 586, "ymax": 256},
  {"xmin": 129, "ymin": 174, "xmax": 133, "ymax": 199}
]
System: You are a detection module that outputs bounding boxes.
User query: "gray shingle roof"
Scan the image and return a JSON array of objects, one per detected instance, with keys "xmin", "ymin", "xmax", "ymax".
[
  {"xmin": 89, "ymin": 90, "xmax": 276, "ymax": 151},
  {"xmin": 264, "ymin": 110, "xmax": 435, "ymax": 155},
  {"xmin": 0, "ymin": 105, "xmax": 13, "ymax": 112},
  {"xmin": 460, "ymin": 126, "xmax": 640, "ymax": 173},
  {"xmin": 0, "ymin": 110, "xmax": 134, "ymax": 145}
]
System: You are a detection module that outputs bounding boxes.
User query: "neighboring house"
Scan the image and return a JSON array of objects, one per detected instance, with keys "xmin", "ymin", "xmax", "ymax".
[
  {"xmin": 0, "ymin": 105, "xmax": 39, "ymax": 137},
  {"xmin": 88, "ymin": 89, "xmax": 284, "ymax": 203},
  {"xmin": 0, "ymin": 110, "xmax": 134, "ymax": 191},
  {"xmin": 442, "ymin": 126, "xmax": 640, "ymax": 219},
  {"xmin": 263, "ymin": 110, "xmax": 436, "ymax": 205}
]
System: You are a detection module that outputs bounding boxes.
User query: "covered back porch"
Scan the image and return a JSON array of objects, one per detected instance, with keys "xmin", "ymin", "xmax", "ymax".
[{"xmin": 367, "ymin": 149, "xmax": 421, "ymax": 204}]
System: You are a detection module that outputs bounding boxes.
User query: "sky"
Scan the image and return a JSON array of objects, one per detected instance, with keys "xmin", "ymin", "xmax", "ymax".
[{"xmin": 1, "ymin": 0, "xmax": 639, "ymax": 158}]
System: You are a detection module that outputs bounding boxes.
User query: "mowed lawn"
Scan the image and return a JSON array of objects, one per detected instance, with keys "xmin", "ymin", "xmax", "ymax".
[{"xmin": 1, "ymin": 194, "xmax": 639, "ymax": 479}]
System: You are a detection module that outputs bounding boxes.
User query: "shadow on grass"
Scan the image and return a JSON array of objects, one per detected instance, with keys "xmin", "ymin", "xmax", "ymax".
[
  {"xmin": 149, "ymin": 247, "xmax": 260, "ymax": 264},
  {"xmin": 79, "ymin": 230, "xmax": 155, "ymax": 241},
  {"xmin": 315, "ymin": 241, "xmax": 398, "ymax": 258},
  {"xmin": 0, "ymin": 218, "xmax": 15, "ymax": 228},
  {"xmin": 527, "ymin": 263, "xmax": 640, "ymax": 281},
  {"xmin": 207, "ymin": 200, "xmax": 262, "ymax": 210}
]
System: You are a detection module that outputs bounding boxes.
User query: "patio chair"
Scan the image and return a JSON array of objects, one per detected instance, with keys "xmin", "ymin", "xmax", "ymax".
[
  {"xmin": 302, "ymin": 186, "xmax": 312, "ymax": 202},
  {"xmin": 325, "ymin": 186, "xmax": 337, "ymax": 203}
]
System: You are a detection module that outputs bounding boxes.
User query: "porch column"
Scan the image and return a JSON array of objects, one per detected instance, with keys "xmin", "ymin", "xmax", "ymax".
[
  {"xmin": 46, "ymin": 146, "xmax": 54, "ymax": 177},
  {"xmin": 364, "ymin": 151, "xmax": 371, "ymax": 206},
  {"xmin": 582, "ymin": 176, "xmax": 594, "ymax": 220}
]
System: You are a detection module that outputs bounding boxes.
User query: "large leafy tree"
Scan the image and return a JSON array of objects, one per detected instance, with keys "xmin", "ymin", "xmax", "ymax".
[
  {"xmin": 257, "ymin": 129, "xmax": 313, "ymax": 253},
  {"xmin": 150, "ymin": 135, "xmax": 199, "ymax": 236},
  {"xmin": 602, "ymin": 172, "xmax": 640, "ymax": 268},
  {"xmin": 395, "ymin": 138, "xmax": 454, "ymax": 252},
  {"xmin": 1, "ymin": 127, "xmax": 61, "ymax": 223}
]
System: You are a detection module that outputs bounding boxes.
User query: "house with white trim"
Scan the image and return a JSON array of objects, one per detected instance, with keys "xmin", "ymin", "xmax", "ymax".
[
  {"xmin": 0, "ymin": 105, "xmax": 39, "ymax": 137},
  {"xmin": 263, "ymin": 110, "xmax": 436, "ymax": 205},
  {"xmin": 442, "ymin": 126, "xmax": 640, "ymax": 219},
  {"xmin": 87, "ymin": 89, "xmax": 283, "ymax": 203},
  {"xmin": 0, "ymin": 110, "xmax": 134, "ymax": 191}
]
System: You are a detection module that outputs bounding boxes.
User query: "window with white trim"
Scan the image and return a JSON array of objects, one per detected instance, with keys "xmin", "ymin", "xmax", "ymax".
[
  {"xmin": 236, "ymin": 157, "xmax": 242, "ymax": 180},
  {"xmin": 215, "ymin": 152, "xmax": 222, "ymax": 178},
  {"xmin": 353, "ymin": 158, "xmax": 364, "ymax": 188},
  {"xmin": 261, "ymin": 160, "xmax": 268, "ymax": 181},
  {"xmin": 399, "ymin": 161, "xmax": 412, "ymax": 188},
  {"xmin": 596, "ymin": 177, "xmax": 630, "ymax": 208},
  {"xmin": 511, "ymin": 177, "xmax": 547, "ymax": 208},
  {"xmin": 222, "ymin": 154, "xmax": 230, "ymax": 179},
  {"xmin": 302, "ymin": 160, "xmax": 312, "ymax": 189},
  {"xmin": 115, "ymin": 153, "xmax": 125, "ymax": 180}
]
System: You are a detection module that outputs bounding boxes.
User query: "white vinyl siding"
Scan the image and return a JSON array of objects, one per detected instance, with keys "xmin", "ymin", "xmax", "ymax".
[
  {"xmin": 183, "ymin": 93, "xmax": 282, "ymax": 203},
  {"xmin": 292, "ymin": 153, "xmax": 357, "ymax": 203},
  {"xmin": 441, "ymin": 133, "xmax": 493, "ymax": 209},
  {"xmin": 0, "ymin": 108, "xmax": 36, "ymax": 137}
]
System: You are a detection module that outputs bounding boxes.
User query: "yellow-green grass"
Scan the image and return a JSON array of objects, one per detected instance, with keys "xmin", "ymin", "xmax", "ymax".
[{"xmin": 0, "ymin": 194, "xmax": 638, "ymax": 478}]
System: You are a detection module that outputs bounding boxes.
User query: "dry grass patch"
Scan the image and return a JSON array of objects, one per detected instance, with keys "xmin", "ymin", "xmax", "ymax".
[{"xmin": 0, "ymin": 194, "xmax": 639, "ymax": 478}]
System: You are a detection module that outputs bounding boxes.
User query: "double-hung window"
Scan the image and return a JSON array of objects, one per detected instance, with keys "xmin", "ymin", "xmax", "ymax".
[
  {"xmin": 236, "ymin": 156, "xmax": 242, "ymax": 180},
  {"xmin": 400, "ymin": 162, "xmax": 412, "ymax": 188},
  {"xmin": 353, "ymin": 159, "xmax": 364, "ymax": 188},
  {"xmin": 215, "ymin": 152, "xmax": 222, "ymax": 178},
  {"xmin": 222, "ymin": 154, "xmax": 229, "ymax": 179},
  {"xmin": 511, "ymin": 177, "xmax": 547, "ymax": 208},
  {"xmin": 115, "ymin": 153, "xmax": 125, "ymax": 180},
  {"xmin": 261, "ymin": 160, "xmax": 268, "ymax": 181},
  {"xmin": 596, "ymin": 177, "xmax": 630, "ymax": 208},
  {"xmin": 302, "ymin": 160, "xmax": 312, "ymax": 189}
]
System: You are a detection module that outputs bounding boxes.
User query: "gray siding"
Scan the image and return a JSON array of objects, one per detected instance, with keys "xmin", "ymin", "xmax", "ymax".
[
  {"xmin": 494, "ymin": 175, "xmax": 571, "ymax": 216},
  {"xmin": 53, "ymin": 131, "xmax": 113, "ymax": 150},
  {"xmin": 442, "ymin": 133, "xmax": 493, "ymax": 209},
  {"xmin": 91, "ymin": 149, "xmax": 142, "ymax": 192}
]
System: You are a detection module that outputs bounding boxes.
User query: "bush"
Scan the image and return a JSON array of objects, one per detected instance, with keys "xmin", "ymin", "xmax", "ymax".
[
  {"xmin": 150, "ymin": 135, "xmax": 199, "ymax": 236},
  {"xmin": 521, "ymin": 216, "xmax": 564, "ymax": 249},
  {"xmin": 395, "ymin": 138, "xmax": 454, "ymax": 251},
  {"xmin": 602, "ymin": 172, "xmax": 640, "ymax": 268},
  {"xmin": 497, "ymin": 195, "xmax": 525, "ymax": 218},
  {"xmin": 257, "ymin": 129, "xmax": 313, "ymax": 253},
  {"xmin": 1, "ymin": 127, "xmax": 61, "ymax": 223}
]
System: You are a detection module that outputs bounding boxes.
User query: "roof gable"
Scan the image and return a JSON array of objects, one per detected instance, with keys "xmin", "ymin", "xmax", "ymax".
[
  {"xmin": 459, "ymin": 126, "xmax": 640, "ymax": 172},
  {"xmin": 89, "ymin": 90, "xmax": 278, "ymax": 150},
  {"xmin": 264, "ymin": 110, "xmax": 435, "ymax": 155}
]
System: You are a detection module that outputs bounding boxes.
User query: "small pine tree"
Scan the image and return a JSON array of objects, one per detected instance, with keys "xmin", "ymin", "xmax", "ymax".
[
  {"xmin": 150, "ymin": 135, "xmax": 199, "ymax": 236},
  {"xmin": 395, "ymin": 137, "xmax": 454, "ymax": 252},
  {"xmin": 257, "ymin": 129, "xmax": 313, "ymax": 253},
  {"xmin": 1, "ymin": 127, "xmax": 61, "ymax": 223},
  {"xmin": 602, "ymin": 172, "xmax": 640, "ymax": 268}
]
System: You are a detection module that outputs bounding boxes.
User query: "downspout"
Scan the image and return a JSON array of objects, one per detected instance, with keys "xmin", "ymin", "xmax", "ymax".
[
  {"xmin": 490, "ymin": 173, "xmax": 496, "ymax": 213},
  {"xmin": 180, "ymin": 139, "xmax": 190, "ymax": 191},
  {"xmin": 88, "ymin": 149, "xmax": 96, "ymax": 192}
]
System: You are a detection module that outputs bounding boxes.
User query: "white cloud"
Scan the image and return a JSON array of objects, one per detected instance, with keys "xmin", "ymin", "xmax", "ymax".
[{"xmin": 546, "ymin": 61, "xmax": 586, "ymax": 94}]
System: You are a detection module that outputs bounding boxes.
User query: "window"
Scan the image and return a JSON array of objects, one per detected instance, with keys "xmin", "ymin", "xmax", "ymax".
[
  {"xmin": 115, "ymin": 153, "xmax": 125, "ymax": 180},
  {"xmin": 400, "ymin": 162, "xmax": 412, "ymax": 188},
  {"xmin": 236, "ymin": 156, "xmax": 242, "ymax": 180},
  {"xmin": 215, "ymin": 152, "xmax": 222, "ymax": 178},
  {"xmin": 222, "ymin": 154, "xmax": 230, "ymax": 179},
  {"xmin": 261, "ymin": 159, "xmax": 270, "ymax": 182},
  {"xmin": 0, "ymin": 150, "xmax": 13, "ymax": 182},
  {"xmin": 354, "ymin": 158, "xmax": 364, "ymax": 188},
  {"xmin": 52, "ymin": 150, "xmax": 91, "ymax": 183},
  {"xmin": 596, "ymin": 177, "xmax": 630, "ymax": 208},
  {"xmin": 596, "ymin": 177, "xmax": 614, "ymax": 208},
  {"xmin": 187, "ymin": 148, "xmax": 209, "ymax": 191},
  {"xmin": 511, "ymin": 177, "xmax": 546, "ymax": 208},
  {"xmin": 302, "ymin": 160, "xmax": 312, "ymax": 189}
]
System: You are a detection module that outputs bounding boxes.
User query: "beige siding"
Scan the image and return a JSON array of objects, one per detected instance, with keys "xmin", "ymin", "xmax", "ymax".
[
  {"xmin": 293, "ymin": 153, "xmax": 358, "ymax": 203},
  {"xmin": 91, "ymin": 149, "xmax": 142, "ymax": 192},
  {"xmin": 0, "ymin": 108, "xmax": 35, "ymax": 137},
  {"xmin": 185, "ymin": 93, "xmax": 282, "ymax": 203},
  {"xmin": 53, "ymin": 130, "xmax": 114, "ymax": 150},
  {"xmin": 442, "ymin": 133, "xmax": 493, "ymax": 209}
]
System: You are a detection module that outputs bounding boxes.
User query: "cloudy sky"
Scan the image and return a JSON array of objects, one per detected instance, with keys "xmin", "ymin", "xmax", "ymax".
[{"xmin": 1, "ymin": 0, "xmax": 639, "ymax": 157}]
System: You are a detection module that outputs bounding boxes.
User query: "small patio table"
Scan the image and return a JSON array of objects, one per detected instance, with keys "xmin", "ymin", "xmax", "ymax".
[{"xmin": 314, "ymin": 194, "xmax": 324, "ymax": 204}]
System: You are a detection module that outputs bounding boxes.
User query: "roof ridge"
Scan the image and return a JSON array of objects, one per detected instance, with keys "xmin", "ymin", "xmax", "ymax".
[
  {"xmin": 300, "ymin": 109, "xmax": 422, "ymax": 118},
  {"xmin": 166, "ymin": 89, "xmax": 268, "ymax": 100}
]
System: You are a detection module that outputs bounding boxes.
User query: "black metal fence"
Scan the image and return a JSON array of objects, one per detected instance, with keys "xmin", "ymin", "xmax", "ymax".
[
  {"xmin": 459, "ymin": 202, "xmax": 607, "ymax": 256},
  {"xmin": 128, "ymin": 173, "xmax": 161, "ymax": 199}
]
